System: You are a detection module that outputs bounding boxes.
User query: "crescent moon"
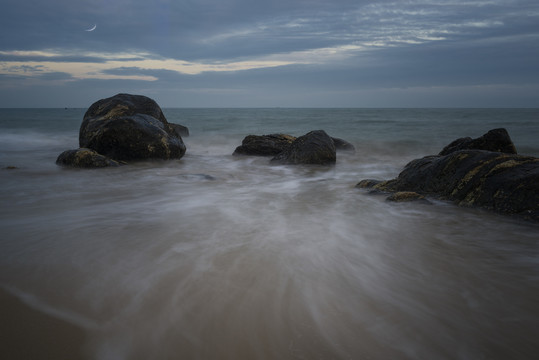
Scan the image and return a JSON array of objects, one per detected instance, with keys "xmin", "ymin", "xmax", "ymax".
[{"xmin": 85, "ymin": 24, "xmax": 97, "ymax": 32}]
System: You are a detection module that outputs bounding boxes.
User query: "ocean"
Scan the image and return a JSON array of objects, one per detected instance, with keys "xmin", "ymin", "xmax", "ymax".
[{"xmin": 1, "ymin": 108, "xmax": 539, "ymax": 359}]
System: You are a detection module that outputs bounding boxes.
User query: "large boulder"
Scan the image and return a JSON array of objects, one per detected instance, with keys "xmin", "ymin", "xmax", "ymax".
[
  {"xmin": 357, "ymin": 129, "xmax": 539, "ymax": 221},
  {"xmin": 439, "ymin": 128, "xmax": 516, "ymax": 155},
  {"xmin": 233, "ymin": 134, "xmax": 296, "ymax": 156},
  {"xmin": 79, "ymin": 94, "xmax": 186, "ymax": 161},
  {"xmin": 56, "ymin": 148, "xmax": 123, "ymax": 168},
  {"xmin": 270, "ymin": 130, "xmax": 336, "ymax": 165}
]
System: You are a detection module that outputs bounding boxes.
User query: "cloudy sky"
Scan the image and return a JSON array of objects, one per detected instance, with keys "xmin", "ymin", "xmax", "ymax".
[{"xmin": 1, "ymin": 0, "xmax": 538, "ymax": 107}]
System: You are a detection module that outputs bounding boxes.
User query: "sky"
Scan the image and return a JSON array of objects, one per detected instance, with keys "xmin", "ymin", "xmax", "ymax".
[{"xmin": 1, "ymin": 0, "xmax": 538, "ymax": 107}]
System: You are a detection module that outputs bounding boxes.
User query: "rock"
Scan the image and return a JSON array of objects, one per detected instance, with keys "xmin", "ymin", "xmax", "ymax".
[
  {"xmin": 79, "ymin": 94, "xmax": 186, "ymax": 161},
  {"xmin": 56, "ymin": 148, "xmax": 123, "ymax": 168},
  {"xmin": 386, "ymin": 191, "xmax": 430, "ymax": 203},
  {"xmin": 83, "ymin": 93, "xmax": 168, "ymax": 123},
  {"xmin": 271, "ymin": 130, "xmax": 336, "ymax": 165},
  {"xmin": 169, "ymin": 123, "xmax": 189, "ymax": 137},
  {"xmin": 356, "ymin": 179, "xmax": 384, "ymax": 189},
  {"xmin": 233, "ymin": 132, "xmax": 354, "ymax": 158},
  {"xmin": 332, "ymin": 137, "xmax": 356, "ymax": 152},
  {"xmin": 358, "ymin": 129, "xmax": 538, "ymax": 221},
  {"xmin": 233, "ymin": 134, "xmax": 296, "ymax": 156},
  {"xmin": 361, "ymin": 150, "xmax": 539, "ymax": 221},
  {"xmin": 439, "ymin": 128, "xmax": 516, "ymax": 155}
]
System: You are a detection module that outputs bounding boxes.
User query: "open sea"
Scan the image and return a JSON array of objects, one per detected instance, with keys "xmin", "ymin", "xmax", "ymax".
[{"xmin": 1, "ymin": 108, "xmax": 539, "ymax": 359}]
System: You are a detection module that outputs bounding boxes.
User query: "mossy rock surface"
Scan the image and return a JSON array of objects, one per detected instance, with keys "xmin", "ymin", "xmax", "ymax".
[
  {"xmin": 365, "ymin": 150, "xmax": 538, "ymax": 220},
  {"xmin": 271, "ymin": 130, "xmax": 336, "ymax": 165},
  {"xmin": 358, "ymin": 129, "xmax": 539, "ymax": 221},
  {"xmin": 56, "ymin": 148, "xmax": 123, "ymax": 168},
  {"xmin": 234, "ymin": 133, "xmax": 354, "ymax": 158},
  {"xmin": 356, "ymin": 179, "xmax": 384, "ymax": 189},
  {"xmin": 79, "ymin": 94, "xmax": 186, "ymax": 161},
  {"xmin": 386, "ymin": 191, "xmax": 429, "ymax": 203},
  {"xmin": 233, "ymin": 134, "xmax": 296, "ymax": 156}
]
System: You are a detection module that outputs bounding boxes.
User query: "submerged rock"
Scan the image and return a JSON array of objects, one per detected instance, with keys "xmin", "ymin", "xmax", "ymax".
[
  {"xmin": 356, "ymin": 179, "xmax": 385, "ymax": 193},
  {"xmin": 169, "ymin": 123, "xmax": 190, "ymax": 137},
  {"xmin": 358, "ymin": 129, "xmax": 539, "ymax": 221},
  {"xmin": 79, "ymin": 93, "xmax": 186, "ymax": 161},
  {"xmin": 270, "ymin": 130, "xmax": 336, "ymax": 165},
  {"xmin": 332, "ymin": 137, "xmax": 356, "ymax": 153},
  {"xmin": 439, "ymin": 128, "xmax": 516, "ymax": 155},
  {"xmin": 56, "ymin": 148, "xmax": 123, "ymax": 168},
  {"xmin": 386, "ymin": 191, "xmax": 430, "ymax": 203},
  {"xmin": 233, "ymin": 134, "xmax": 296, "ymax": 156}
]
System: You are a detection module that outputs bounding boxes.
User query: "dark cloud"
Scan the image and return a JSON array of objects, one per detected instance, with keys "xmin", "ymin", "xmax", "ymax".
[{"xmin": 0, "ymin": 53, "xmax": 109, "ymax": 63}]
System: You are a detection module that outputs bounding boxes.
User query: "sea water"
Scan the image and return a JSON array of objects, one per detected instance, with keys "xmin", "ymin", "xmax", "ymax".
[{"xmin": 1, "ymin": 108, "xmax": 539, "ymax": 359}]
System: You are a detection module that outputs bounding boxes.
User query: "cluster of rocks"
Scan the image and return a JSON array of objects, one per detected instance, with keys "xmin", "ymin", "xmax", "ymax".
[
  {"xmin": 357, "ymin": 128, "xmax": 539, "ymax": 221},
  {"xmin": 233, "ymin": 131, "xmax": 355, "ymax": 165},
  {"xmin": 57, "ymin": 93, "xmax": 354, "ymax": 168},
  {"xmin": 56, "ymin": 93, "xmax": 188, "ymax": 168}
]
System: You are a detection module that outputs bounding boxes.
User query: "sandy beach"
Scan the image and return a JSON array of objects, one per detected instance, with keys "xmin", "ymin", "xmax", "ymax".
[{"xmin": 0, "ymin": 288, "xmax": 86, "ymax": 360}]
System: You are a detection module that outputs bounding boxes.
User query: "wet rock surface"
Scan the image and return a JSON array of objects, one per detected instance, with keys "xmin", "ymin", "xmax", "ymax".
[
  {"xmin": 56, "ymin": 148, "xmax": 123, "ymax": 168},
  {"xmin": 358, "ymin": 129, "xmax": 539, "ymax": 221},
  {"xmin": 79, "ymin": 93, "xmax": 186, "ymax": 161},
  {"xmin": 439, "ymin": 128, "xmax": 516, "ymax": 156},
  {"xmin": 386, "ymin": 191, "xmax": 430, "ymax": 203},
  {"xmin": 233, "ymin": 134, "xmax": 296, "ymax": 156},
  {"xmin": 234, "ymin": 133, "xmax": 355, "ymax": 157},
  {"xmin": 270, "ymin": 130, "xmax": 336, "ymax": 165}
]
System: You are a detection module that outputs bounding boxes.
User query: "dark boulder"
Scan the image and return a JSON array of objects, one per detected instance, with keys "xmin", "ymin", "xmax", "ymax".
[
  {"xmin": 233, "ymin": 134, "xmax": 296, "ymax": 156},
  {"xmin": 357, "ymin": 129, "xmax": 539, "ymax": 221},
  {"xmin": 56, "ymin": 148, "xmax": 123, "ymax": 168},
  {"xmin": 79, "ymin": 94, "xmax": 186, "ymax": 161},
  {"xmin": 439, "ymin": 128, "xmax": 516, "ymax": 155},
  {"xmin": 271, "ymin": 130, "xmax": 336, "ymax": 165}
]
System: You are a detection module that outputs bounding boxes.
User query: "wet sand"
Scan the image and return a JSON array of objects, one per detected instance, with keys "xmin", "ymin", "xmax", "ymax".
[{"xmin": 0, "ymin": 288, "xmax": 86, "ymax": 360}]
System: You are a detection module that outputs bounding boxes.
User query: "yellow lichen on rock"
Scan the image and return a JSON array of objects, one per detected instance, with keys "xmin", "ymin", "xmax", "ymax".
[
  {"xmin": 103, "ymin": 104, "xmax": 130, "ymax": 119},
  {"xmin": 486, "ymin": 158, "xmax": 535, "ymax": 177},
  {"xmin": 443, "ymin": 152, "xmax": 469, "ymax": 173},
  {"xmin": 373, "ymin": 180, "xmax": 393, "ymax": 191},
  {"xmin": 451, "ymin": 156, "xmax": 499, "ymax": 197},
  {"xmin": 386, "ymin": 191, "xmax": 426, "ymax": 202}
]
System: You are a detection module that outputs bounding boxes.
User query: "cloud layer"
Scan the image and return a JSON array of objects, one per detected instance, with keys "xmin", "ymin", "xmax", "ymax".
[{"xmin": 1, "ymin": 0, "xmax": 538, "ymax": 106}]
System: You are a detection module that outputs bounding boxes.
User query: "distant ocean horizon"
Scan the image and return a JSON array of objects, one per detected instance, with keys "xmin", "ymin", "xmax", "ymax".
[
  {"xmin": 1, "ymin": 107, "xmax": 538, "ymax": 359},
  {"xmin": 2, "ymin": 105, "xmax": 538, "ymax": 110}
]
